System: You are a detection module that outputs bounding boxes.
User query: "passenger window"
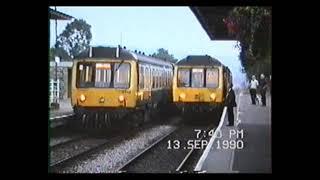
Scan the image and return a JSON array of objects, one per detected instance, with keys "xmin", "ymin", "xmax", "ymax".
[
  {"xmin": 152, "ymin": 68, "xmax": 155, "ymax": 89},
  {"xmin": 139, "ymin": 65, "xmax": 144, "ymax": 89}
]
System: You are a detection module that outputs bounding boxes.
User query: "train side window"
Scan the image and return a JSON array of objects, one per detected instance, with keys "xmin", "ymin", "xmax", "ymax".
[
  {"xmin": 144, "ymin": 67, "xmax": 147, "ymax": 89},
  {"xmin": 156, "ymin": 69, "xmax": 159, "ymax": 89},
  {"xmin": 152, "ymin": 68, "xmax": 155, "ymax": 89},
  {"xmin": 139, "ymin": 65, "xmax": 144, "ymax": 89},
  {"xmin": 164, "ymin": 71, "xmax": 167, "ymax": 87},
  {"xmin": 159, "ymin": 70, "xmax": 161, "ymax": 88},
  {"xmin": 159, "ymin": 69, "xmax": 161, "ymax": 88},
  {"xmin": 156, "ymin": 69, "xmax": 159, "ymax": 88},
  {"xmin": 162, "ymin": 71, "xmax": 164, "ymax": 88},
  {"xmin": 147, "ymin": 67, "xmax": 150, "ymax": 89},
  {"xmin": 168, "ymin": 71, "xmax": 170, "ymax": 87},
  {"xmin": 170, "ymin": 71, "xmax": 172, "ymax": 86},
  {"xmin": 160, "ymin": 70, "xmax": 162, "ymax": 88}
]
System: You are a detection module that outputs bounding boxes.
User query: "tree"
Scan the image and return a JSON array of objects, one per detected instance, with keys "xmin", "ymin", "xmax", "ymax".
[
  {"xmin": 224, "ymin": 7, "xmax": 271, "ymax": 78},
  {"xmin": 152, "ymin": 48, "xmax": 178, "ymax": 63},
  {"xmin": 49, "ymin": 47, "xmax": 72, "ymax": 61},
  {"xmin": 55, "ymin": 19, "xmax": 92, "ymax": 60}
]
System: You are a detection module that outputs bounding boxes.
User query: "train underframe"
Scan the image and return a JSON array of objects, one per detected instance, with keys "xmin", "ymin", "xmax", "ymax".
[
  {"xmin": 174, "ymin": 102, "xmax": 224, "ymax": 124},
  {"xmin": 71, "ymin": 102, "xmax": 170, "ymax": 129}
]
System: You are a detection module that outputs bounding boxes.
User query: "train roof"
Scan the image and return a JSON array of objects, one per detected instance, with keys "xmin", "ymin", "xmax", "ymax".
[
  {"xmin": 74, "ymin": 46, "xmax": 173, "ymax": 67},
  {"xmin": 176, "ymin": 55, "xmax": 223, "ymax": 66}
]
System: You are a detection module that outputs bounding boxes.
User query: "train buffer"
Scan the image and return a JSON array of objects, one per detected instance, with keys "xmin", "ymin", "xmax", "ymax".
[{"xmin": 194, "ymin": 91, "xmax": 271, "ymax": 173}]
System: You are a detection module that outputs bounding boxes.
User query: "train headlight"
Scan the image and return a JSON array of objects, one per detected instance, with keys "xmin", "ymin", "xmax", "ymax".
[
  {"xmin": 80, "ymin": 94, "xmax": 86, "ymax": 102},
  {"xmin": 179, "ymin": 93, "xmax": 186, "ymax": 99},
  {"xmin": 210, "ymin": 93, "xmax": 216, "ymax": 101},
  {"xmin": 99, "ymin": 97, "xmax": 105, "ymax": 103},
  {"xmin": 118, "ymin": 95, "xmax": 125, "ymax": 102}
]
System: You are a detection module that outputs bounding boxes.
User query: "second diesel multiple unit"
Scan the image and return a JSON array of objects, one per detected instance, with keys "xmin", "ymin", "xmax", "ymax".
[{"xmin": 172, "ymin": 55, "xmax": 232, "ymax": 115}]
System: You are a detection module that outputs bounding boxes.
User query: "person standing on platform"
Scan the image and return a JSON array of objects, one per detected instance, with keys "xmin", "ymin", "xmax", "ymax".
[
  {"xmin": 249, "ymin": 75, "xmax": 259, "ymax": 105},
  {"xmin": 259, "ymin": 74, "xmax": 268, "ymax": 106},
  {"xmin": 226, "ymin": 83, "xmax": 237, "ymax": 126}
]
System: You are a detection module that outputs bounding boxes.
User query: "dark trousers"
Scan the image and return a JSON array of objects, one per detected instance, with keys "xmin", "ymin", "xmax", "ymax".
[
  {"xmin": 249, "ymin": 89, "xmax": 257, "ymax": 104},
  {"xmin": 261, "ymin": 90, "xmax": 266, "ymax": 106},
  {"xmin": 227, "ymin": 106, "xmax": 234, "ymax": 125}
]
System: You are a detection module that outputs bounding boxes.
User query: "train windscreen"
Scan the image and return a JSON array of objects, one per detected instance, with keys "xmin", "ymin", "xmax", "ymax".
[
  {"xmin": 206, "ymin": 68, "xmax": 219, "ymax": 88},
  {"xmin": 191, "ymin": 68, "xmax": 204, "ymax": 88},
  {"xmin": 76, "ymin": 62, "xmax": 131, "ymax": 89},
  {"xmin": 177, "ymin": 68, "xmax": 219, "ymax": 88},
  {"xmin": 177, "ymin": 68, "xmax": 190, "ymax": 87}
]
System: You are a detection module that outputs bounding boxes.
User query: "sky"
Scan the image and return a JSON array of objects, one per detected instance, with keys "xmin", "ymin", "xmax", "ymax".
[{"xmin": 49, "ymin": 6, "xmax": 247, "ymax": 88}]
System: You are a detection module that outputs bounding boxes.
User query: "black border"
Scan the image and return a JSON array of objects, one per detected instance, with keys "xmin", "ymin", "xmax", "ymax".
[{"xmin": 17, "ymin": 0, "xmax": 277, "ymax": 176}]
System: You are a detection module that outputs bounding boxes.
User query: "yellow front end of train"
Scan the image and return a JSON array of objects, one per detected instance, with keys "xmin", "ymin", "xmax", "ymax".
[
  {"xmin": 173, "ymin": 66, "xmax": 225, "ymax": 104},
  {"xmin": 172, "ymin": 55, "xmax": 232, "ymax": 114},
  {"xmin": 71, "ymin": 60, "xmax": 138, "ymax": 109}
]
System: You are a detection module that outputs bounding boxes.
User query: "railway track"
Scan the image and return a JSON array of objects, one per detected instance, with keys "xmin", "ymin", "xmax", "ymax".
[
  {"xmin": 117, "ymin": 127, "xmax": 178, "ymax": 172},
  {"xmin": 117, "ymin": 123, "xmax": 215, "ymax": 173},
  {"xmin": 50, "ymin": 135, "xmax": 87, "ymax": 150},
  {"xmin": 50, "ymin": 136, "xmax": 120, "ymax": 172},
  {"xmin": 175, "ymin": 126, "xmax": 213, "ymax": 172}
]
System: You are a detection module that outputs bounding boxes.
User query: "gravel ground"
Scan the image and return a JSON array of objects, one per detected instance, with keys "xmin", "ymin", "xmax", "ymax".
[
  {"xmin": 57, "ymin": 124, "xmax": 177, "ymax": 173},
  {"xmin": 50, "ymin": 138, "xmax": 108, "ymax": 165}
]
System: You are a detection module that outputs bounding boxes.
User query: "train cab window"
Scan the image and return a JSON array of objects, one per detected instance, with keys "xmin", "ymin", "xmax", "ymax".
[
  {"xmin": 206, "ymin": 68, "xmax": 219, "ymax": 88},
  {"xmin": 114, "ymin": 63, "xmax": 130, "ymax": 89},
  {"xmin": 95, "ymin": 63, "xmax": 112, "ymax": 88},
  {"xmin": 178, "ymin": 69, "xmax": 190, "ymax": 87},
  {"xmin": 192, "ymin": 68, "xmax": 204, "ymax": 88},
  {"xmin": 78, "ymin": 63, "xmax": 95, "ymax": 87},
  {"xmin": 139, "ymin": 66, "xmax": 144, "ymax": 89}
]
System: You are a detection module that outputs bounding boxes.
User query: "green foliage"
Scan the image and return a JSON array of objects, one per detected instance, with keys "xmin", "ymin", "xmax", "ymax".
[
  {"xmin": 224, "ymin": 7, "xmax": 271, "ymax": 78},
  {"xmin": 49, "ymin": 47, "xmax": 72, "ymax": 61},
  {"xmin": 55, "ymin": 19, "xmax": 92, "ymax": 59},
  {"xmin": 152, "ymin": 48, "xmax": 178, "ymax": 63}
]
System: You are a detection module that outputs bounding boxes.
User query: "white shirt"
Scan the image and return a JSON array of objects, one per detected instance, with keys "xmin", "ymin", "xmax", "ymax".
[{"xmin": 250, "ymin": 79, "xmax": 259, "ymax": 89}]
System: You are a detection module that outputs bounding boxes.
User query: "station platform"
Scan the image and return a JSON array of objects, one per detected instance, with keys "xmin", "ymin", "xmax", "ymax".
[
  {"xmin": 49, "ymin": 99, "xmax": 74, "ymax": 129},
  {"xmin": 50, "ymin": 98, "xmax": 73, "ymax": 119},
  {"xmin": 195, "ymin": 90, "xmax": 271, "ymax": 173}
]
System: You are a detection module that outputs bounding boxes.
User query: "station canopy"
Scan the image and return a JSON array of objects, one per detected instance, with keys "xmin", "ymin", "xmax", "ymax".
[
  {"xmin": 49, "ymin": 8, "xmax": 73, "ymax": 20},
  {"xmin": 190, "ymin": 7, "xmax": 235, "ymax": 40}
]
